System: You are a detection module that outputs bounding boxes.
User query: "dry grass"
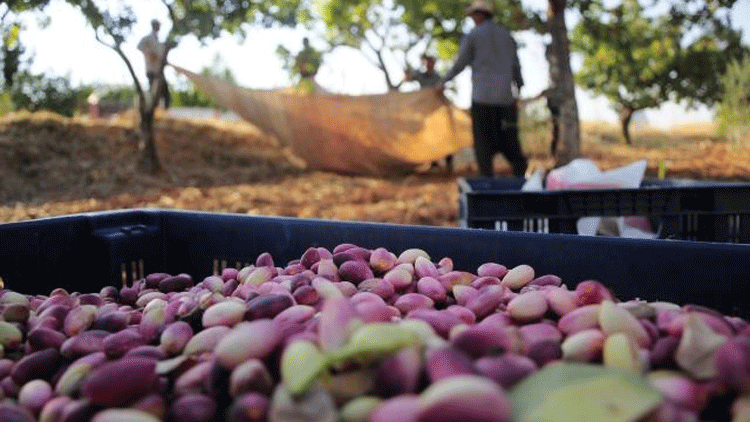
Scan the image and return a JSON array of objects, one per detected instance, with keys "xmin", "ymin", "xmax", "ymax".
[
  {"xmin": 580, "ymin": 120, "xmax": 720, "ymax": 149},
  {"xmin": 2, "ymin": 110, "xmax": 748, "ymax": 227}
]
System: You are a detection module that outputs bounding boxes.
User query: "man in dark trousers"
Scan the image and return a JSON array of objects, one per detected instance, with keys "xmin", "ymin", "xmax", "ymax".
[{"xmin": 437, "ymin": 1, "xmax": 527, "ymax": 177}]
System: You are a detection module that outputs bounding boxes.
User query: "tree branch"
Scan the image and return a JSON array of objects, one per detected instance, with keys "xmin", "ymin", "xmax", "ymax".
[{"xmin": 93, "ymin": 30, "xmax": 147, "ymax": 109}]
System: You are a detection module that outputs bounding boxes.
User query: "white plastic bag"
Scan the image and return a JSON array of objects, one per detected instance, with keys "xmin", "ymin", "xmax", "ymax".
[
  {"xmin": 521, "ymin": 168, "xmax": 545, "ymax": 191},
  {"xmin": 544, "ymin": 159, "xmax": 656, "ymax": 238},
  {"xmin": 546, "ymin": 159, "xmax": 647, "ymax": 191}
]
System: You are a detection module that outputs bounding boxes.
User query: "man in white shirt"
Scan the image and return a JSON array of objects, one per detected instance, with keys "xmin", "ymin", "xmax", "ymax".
[
  {"xmin": 137, "ymin": 19, "xmax": 170, "ymax": 109},
  {"xmin": 438, "ymin": 1, "xmax": 527, "ymax": 178}
]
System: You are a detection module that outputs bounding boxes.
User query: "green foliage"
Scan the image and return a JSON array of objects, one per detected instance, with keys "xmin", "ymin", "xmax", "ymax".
[
  {"xmin": 9, "ymin": 70, "xmax": 88, "ymax": 117},
  {"xmin": 2, "ymin": 39, "xmax": 24, "ymax": 88},
  {"xmin": 2, "ymin": 1, "xmax": 52, "ymax": 88},
  {"xmin": 571, "ymin": 0, "xmax": 747, "ymax": 142},
  {"xmin": 1, "ymin": 0, "xmax": 52, "ymax": 17},
  {"xmin": 63, "ymin": 0, "xmax": 309, "ymax": 104},
  {"xmin": 717, "ymin": 56, "xmax": 750, "ymax": 144},
  {"xmin": 0, "ymin": 91, "xmax": 13, "ymax": 115},
  {"xmin": 315, "ymin": 0, "xmax": 533, "ymax": 89},
  {"xmin": 572, "ymin": 0, "xmax": 678, "ymax": 115}
]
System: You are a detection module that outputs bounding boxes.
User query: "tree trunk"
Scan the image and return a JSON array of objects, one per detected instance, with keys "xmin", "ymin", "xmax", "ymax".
[
  {"xmin": 548, "ymin": 0, "xmax": 581, "ymax": 166},
  {"xmin": 137, "ymin": 104, "xmax": 161, "ymax": 174},
  {"xmin": 135, "ymin": 49, "xmax": 171, "ymax": 175},
  {"xmin": 619, "ymin": 107, "xmax": 634, "ymax": 145}
]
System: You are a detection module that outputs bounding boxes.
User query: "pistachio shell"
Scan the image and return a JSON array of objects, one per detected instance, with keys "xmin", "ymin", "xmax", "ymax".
[
  {"xmin": 230, "ymin": 358, "xmax": 274, "ymax": 398},
  {"xmin": 202, "ymin": 300, "xmax": 247, "ymax": 328},
  {"xmin": 417, "ymin": 375, "xmax": 511, "ymax": 422},
  {"xmin": 38, "ymin": 396, "xmax": 72, "ymax": 422},
  {"xmin": 397, "ymin": 248, "xmax": 430, "ymax": 264},
  {"xmin": 425, "ymin": 346, "xmax": 475, "ymax": 382},
  {"xmin": 339, "ymin": 261, "xmax": 375, "ymax": 285},
  {"xmin": 319, "ymin": 297, "xmax": 360, "ymax": 353},
  {"xmin": 369, "ymin": 395, "xmax": 420, "ymax": 422},
  {"xmin": 91, "ymin": 409, "xmax": 161, "ymax": 422},
  {"xmin": 227, "ymin": 393, "xmax": 270, "ymax": 422},
  {"xmin": 416, "ymin": 277, "xmax": 447, "ymax": 303},
  {"xmin": 370, "ymin": 247, "xmax": 398, "ymax": 274},
  {"xmin": 160, "ymin": 321, "xmax": 194, "ymax": 355},
  {"xmin": 574, "ymin": 280, "xmax": 614, "ymax": 306},
  {"xmin": 340, "ymin": 396, "xmax": 382, "ymax": 422},
  {"xmin": 501, "ymin": 264, "xmax": 535, "ymax": 291},
  {"xmin": 507, "ymin": 291, "xmax": 548, "ymax": 323},
  {"xmin": 394, "ymin": 293, "xmax": 434, "ymax": 315},
  {"xmin": 81, "ymin": 357, "xmax": 157, "ymax": 407},
  {"xmin": 477, "ymin": 262, "xmax": 508, "ymax": 279},
  {"xmin": 62, "ymin": 304, "xmax": 97, "ymax": 336},
  {"xmin": 0, "ymin": 403, "xmax": 35, "ymax": 422},
  {"xmin": 676, "ymin": 313, "xmax": 729, "ymax": 379},
  {"xmin": 215, "ymin": 320, "xmax": 282, "ymax": 370},
  {"xmin": 18, "ymin": 379, "xmax": 53, "ymax": 415},
  {"xmin": 598, "ymin": 300, "xmax": 651, "ymax": 349},
  {"xmin": 374, "ymin": 346, "xmax": 422, "ymax": 396},
  {"xmin": 558, "ymin": 304, "xmax": 601, "ymax": 335},
  {"xmin": 561, "ymin": 329, "xmax": 605, "ymax": 363},
  {"xmin": 169, "ymin": 393, "xmax": 217, "ymax": 422},
  {"xmin": 383, "ymin": 267, "xmax": 413, "ymax": 290},
  {"xmin": 11, "ymin": 348, "xmax": 62, "ymax": 385},
  {"xmin": 602, "ymin": 333, "xmax": 642, "ymax": 373},
  {"xmin": 474, "ymin": 353, "xmax": 537, "ymax": 389},
  {"xmin": 183, "ymin": 325, "xmax": 231, "ymax": 356},
  {"xmin": 269, "ymin": 381, "xmax": 337, "ymax": 422}
]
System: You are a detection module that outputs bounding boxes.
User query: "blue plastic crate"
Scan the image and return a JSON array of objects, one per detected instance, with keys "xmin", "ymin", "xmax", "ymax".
[
  {"xmin": 458, "ymin": 177, "xmax": 750, "ymax": 243},
  {"xmin": 1, "ymin": 209, "xmax": 750, "ymax": 318}
]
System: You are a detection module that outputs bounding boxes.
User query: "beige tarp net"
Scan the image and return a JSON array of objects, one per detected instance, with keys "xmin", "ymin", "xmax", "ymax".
[{"xmin": 173, "ymin": 66, "xmax": 472, "ymax": 175}]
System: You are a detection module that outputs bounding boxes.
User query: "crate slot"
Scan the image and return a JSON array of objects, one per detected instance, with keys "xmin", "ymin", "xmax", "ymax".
[
  {"xmin": 119, "ymin": 259, "xmax": 145, "ymax": 287},
  {"xmin": 212, "ymin": 258, "xmax": 252, "ymax": 275}
]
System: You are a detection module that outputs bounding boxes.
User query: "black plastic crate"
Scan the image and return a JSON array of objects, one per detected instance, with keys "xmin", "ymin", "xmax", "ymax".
[
  {"xmin": 458, "ymin": 177, "xmax": 750, "ymax": 243},
  {"xmin": 1, "ymin": 209, "xmax": 750, "ymax": 318}
]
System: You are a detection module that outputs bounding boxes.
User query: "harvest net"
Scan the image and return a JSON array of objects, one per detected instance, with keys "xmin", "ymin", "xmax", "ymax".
[{"xmin": 173, "ymin": 65, "xmax": 473, "ymax": 175}]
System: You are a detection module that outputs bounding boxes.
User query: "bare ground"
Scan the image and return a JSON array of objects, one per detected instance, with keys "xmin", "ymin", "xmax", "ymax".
[{"xmin": 1, "ymin": 110, "xmax": 747, "ymax": 225}]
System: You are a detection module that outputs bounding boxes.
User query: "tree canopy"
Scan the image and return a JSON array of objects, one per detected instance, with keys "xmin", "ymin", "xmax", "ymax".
[
  {"xmin": 1, "ymin": 0, "xmax": 52, "ymax": 88},
  {"xmin": 572, "ymin": 0, "xmax": 748, "ymax": 143},
  {"xmin": 60, "ymin": 0, "xmax": 307, "ymax": 173},
  {"xmin": 314, "ymin": 0, "xmax": 531, "ymax": 90}
]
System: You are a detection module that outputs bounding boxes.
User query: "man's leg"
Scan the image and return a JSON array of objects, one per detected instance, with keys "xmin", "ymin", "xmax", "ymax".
[
  {"xmin": 161, "ymin": 73, "xmax": 170, "ymax": 109},
  {"xmin": 498, "ymin": 105, "xmax": 528, "ymax": 177},
  {"xmin": 471, "ymin": 103, "xmax": 495, "ymax": 177},
  {"xmin": 146, "ymin": 72, "xmax": 159, "ymax": 105}
]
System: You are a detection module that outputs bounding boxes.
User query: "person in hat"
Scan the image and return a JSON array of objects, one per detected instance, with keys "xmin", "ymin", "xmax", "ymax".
[
  {"xmin": 437, "ymin": 0, "xmax": 527, "ymax": 178},
  {"xmin": 137, "ymin": 19, "xmax": 170, "ymax": 109}
]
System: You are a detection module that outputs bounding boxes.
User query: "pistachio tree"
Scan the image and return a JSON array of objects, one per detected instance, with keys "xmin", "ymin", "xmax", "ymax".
[
  {"xmin": 62, "ymin": 0, "xmax": 306, "ymax": 173},
  {"xmin": 1, "ymin": 0, "xmax": 52, "ymax": 88},
  {"xmin": 571, "ymin": 0, "xmax": 747, "ymax": 144}
]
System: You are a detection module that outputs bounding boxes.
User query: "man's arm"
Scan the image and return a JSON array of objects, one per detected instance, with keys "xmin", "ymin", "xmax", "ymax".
[
  {"xmin": 440, "ymin": 34, "xmax": 474, "ymax": 85},
  {"xmin": 137, "ymin": 35, "xmax": 150, "ymax": 52}
]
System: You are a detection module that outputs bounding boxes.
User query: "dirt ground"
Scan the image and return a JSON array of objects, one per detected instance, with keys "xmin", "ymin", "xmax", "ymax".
[{"xmin": 1, "ymin": 110, "xmax": 748, "ymax": 226}]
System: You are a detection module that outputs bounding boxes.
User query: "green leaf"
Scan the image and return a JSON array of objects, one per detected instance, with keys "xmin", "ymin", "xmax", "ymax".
[
  {"xmin": 510, "ymin": 363, "xmax": 662, "ymax": 422},
  {"xmin": 281, "ymin": 341, "xmax": 328, "ymax": 397}
]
